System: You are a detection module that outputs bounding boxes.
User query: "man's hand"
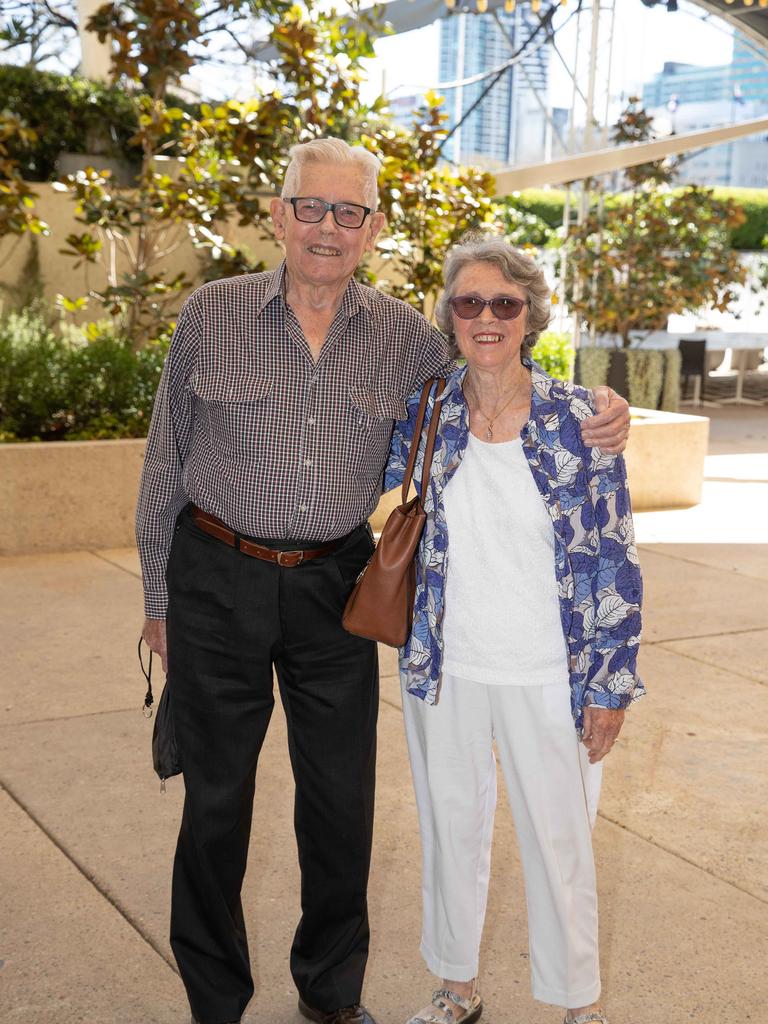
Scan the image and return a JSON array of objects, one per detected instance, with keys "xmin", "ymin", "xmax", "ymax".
[
  {"xmin": 581, "ymin": 706, "xmax": 625, "ymax": 764},
  {"xmin": 580, "ymin": 386, "xmax": 630, "ymax": 454},
  {"xmin": 142, "ymin": 617, "xmax": 168, "ymax": 674}
]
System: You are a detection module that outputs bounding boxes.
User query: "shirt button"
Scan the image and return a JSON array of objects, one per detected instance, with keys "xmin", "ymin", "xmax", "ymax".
[
  {"xmin": 304, "ymin": 458, "xmax": 313, "ymax": 467},
  {"xmin": 299, "ymin": 504, "xmax": 308, "ymax": 513},
  {"xmin": 307, "ymin": 417, "xmax": 315, "ymax": 426}
]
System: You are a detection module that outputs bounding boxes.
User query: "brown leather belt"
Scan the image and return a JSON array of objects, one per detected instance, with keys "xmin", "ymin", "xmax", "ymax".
[{"xmin": 190, "ymin": 506, "xmax": 340, "ymax": 567}]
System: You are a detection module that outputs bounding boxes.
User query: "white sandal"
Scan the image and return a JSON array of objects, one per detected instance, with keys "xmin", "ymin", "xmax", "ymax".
[{"xmin": 406, "ymin": 986, "xmax": 483, "ymax": 1024}]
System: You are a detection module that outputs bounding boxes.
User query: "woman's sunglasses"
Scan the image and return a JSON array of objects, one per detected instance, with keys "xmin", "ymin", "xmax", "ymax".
[{"xmin": 449, "ymin": 295, "xmax": 527, "ymax": 321}]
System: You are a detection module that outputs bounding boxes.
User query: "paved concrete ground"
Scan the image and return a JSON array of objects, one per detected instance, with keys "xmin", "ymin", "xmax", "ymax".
[{"xmin": 1, "ymin": 407, "xmax": 766, "ymax": 1024}]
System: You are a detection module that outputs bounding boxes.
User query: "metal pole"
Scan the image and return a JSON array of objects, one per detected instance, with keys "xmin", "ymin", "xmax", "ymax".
[
  {"xmin": 491, "ymin": 10, "xmax": 569, "ymax": 154},
  {"xmin": 454, "ymin": 14, "xmax": 467, "ymax": 163},
  {"xmin": 568, "ymin": 4, "xmax": 583, "ymax": 353},
  {"xmin": 557, "ymin": 183, "xmax": 571, "ymax": 334}
]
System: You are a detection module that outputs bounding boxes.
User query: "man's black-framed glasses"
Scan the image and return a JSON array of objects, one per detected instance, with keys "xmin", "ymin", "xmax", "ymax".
[
  {"xmin": 449, "ymin": 295, "xmax": 528, "ymax": 321},
  {"xmin": 285, "ymin": 196, "xmax": 372, "ymax": 230}
]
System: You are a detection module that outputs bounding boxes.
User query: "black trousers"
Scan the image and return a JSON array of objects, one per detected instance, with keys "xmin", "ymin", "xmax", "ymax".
[{"xmin": 166, "ymin": 509, "xmax": 378, "ymax": 1024}]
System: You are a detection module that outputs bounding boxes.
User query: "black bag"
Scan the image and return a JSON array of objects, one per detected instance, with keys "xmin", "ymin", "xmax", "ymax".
[{"xmin": 139, "ymin": 637, "xmax": 181, "ymax": 790}]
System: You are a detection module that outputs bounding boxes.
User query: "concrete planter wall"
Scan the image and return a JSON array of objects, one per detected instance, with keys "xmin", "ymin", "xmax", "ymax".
[
  {"xmin": 623, "ymin": 406, "xmax": 709, "ymax": 511},
  {"xmin": 1, "ymin": 408, "xmax": 709, "ymax": 555},
  {"xmin": 0, "ymin": 439, "xmax": 146, "ymax": 556}
]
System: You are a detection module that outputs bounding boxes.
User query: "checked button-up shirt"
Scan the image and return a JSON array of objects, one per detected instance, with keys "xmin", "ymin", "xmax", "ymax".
[{"xmin": 136, "ymin": 261, "xmax": 450, "ymax": 618}]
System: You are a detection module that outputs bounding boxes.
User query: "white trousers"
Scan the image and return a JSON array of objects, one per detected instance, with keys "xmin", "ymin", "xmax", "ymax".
[{"xmin": 402, "ymin": 673, "xmax": 603, "ymax": 1009}]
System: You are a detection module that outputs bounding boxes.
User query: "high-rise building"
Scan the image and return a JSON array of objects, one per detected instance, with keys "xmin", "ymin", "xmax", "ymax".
[
  {"xmin": 643, "ymin": 37, "xmax": 768, "ymax": 107},
  {"xmin": 642, "ymin": 35, "xmax": 768, "ymax": 188},
  {"xmin": 439, "ymin": 8, "xmax": 549, "ymax": 168}
]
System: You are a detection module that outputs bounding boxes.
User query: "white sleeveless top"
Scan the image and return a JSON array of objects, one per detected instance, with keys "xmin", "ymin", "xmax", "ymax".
[{"xmin": 441, "ymin": 432, "xmax": 569, "ymax": 686}]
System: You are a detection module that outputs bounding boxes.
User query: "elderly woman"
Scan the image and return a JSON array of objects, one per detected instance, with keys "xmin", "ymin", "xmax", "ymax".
[{"xmin": 383, "ymin": 237, "xmax": 644, "ymax": 1024}]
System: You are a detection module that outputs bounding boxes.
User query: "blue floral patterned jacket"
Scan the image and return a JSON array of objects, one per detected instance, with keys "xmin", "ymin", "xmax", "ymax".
[{"xmin": 383, "ymin": 360, "xmax": 644, "ymax": 729}]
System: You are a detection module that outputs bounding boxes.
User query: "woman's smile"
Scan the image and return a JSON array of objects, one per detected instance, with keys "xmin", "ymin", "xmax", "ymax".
[{"xmin": 471, "ymin": 331, "xmax": 505, "ymax": 345}]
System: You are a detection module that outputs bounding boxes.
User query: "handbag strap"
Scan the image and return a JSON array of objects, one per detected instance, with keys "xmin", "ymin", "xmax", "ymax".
[{"xmin": 401, "ymin": 377, "xmax": 446, "ymax": 504}]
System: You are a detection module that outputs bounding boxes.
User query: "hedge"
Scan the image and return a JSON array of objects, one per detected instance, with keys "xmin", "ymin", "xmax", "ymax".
[
  {"xmin": 502, "ymin": 189, "xmax": 568, "ymax": 230},
  {"xmin": 0, "ymin": 65, "xmax": 196, "ymax": 182},
  {"xmin": 711, "ymin": 187, "xmax": 768, "ymax": 250},
  {"xmin": 0, "ymin": 305, "xmax": 168, "ymax": 441},
  {"xmin": 503, "ymin": 186, "xmax": 768, "ymax": 250}
]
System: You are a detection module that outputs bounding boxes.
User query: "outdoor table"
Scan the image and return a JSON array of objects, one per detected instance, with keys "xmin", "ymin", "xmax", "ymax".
[{"xmin": 591, "ymin": 331, "xmax": 768, "ymax": 406}]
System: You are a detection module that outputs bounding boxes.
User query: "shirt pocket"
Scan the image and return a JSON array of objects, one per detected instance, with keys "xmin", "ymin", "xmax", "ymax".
[
  {"xmin": 348, "ymin": 384, "xmax": 408, "ymax": 425},
  {"xmin": 347, "ymin": 384, "xmax": 408, "ymax": 477},
  {"xmin": 191, "ymin": 373, "xmax": 274, "ymax": 461}
]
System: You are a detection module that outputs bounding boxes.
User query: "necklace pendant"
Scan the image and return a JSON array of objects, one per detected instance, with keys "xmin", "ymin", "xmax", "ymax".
[{"xmin": 486, "ymin": 425, "xmax": 493, "ymax": 441}]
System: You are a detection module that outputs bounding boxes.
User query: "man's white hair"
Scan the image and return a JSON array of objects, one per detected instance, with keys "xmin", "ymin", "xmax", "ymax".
[{"xmin": 281, "ymin": 138, "xmax": 382, "ymax": 210}]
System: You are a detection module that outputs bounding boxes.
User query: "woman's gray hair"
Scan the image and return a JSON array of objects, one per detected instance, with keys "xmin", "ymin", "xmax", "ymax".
[
  {"xmin": 435, "ymin": 235, "xmax": 552, "ymax": 358},
  {"xmin": 281, "ymin": 138, "xmax": 382, "ymax": 210}
]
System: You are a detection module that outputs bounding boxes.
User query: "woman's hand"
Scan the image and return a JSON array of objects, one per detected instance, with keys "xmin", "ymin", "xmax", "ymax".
[
  {"xmin": 580, "ymin": 386, "xmax": 630, "ymax": 454},
  {"xmin": 581, "ymin": 706, "xmax": 625, "ymax": 763}
]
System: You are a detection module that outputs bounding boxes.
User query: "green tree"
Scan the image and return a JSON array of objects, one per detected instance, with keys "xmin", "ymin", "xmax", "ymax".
[
  {"xmin": 55, "ymin": 1, "xmax": 389, "ymax": 344},
  {"xmin": 0, "ymin": 1, "xmax": 77, "ymax": 69},
  {"xmin": 565, "ymin": 98, "xmax": 746, "ymax": 347},
  {"xmin": 0, "ymin": 111, "xmax": 49, "ymax": 271},
  {"xmin": 361, "ymin": 94, "xmax": 502, "ymax": 314}
]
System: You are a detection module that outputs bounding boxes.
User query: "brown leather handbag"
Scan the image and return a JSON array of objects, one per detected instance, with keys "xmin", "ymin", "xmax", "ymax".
[{"xmin": 342, "ymin": 377, "xmax": 445, "ymax": 647}]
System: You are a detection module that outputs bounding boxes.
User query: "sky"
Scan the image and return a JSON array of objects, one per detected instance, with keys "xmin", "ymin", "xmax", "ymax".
[{"xmin": 361, "ymin": 0, "xmax": 737, "ymax": 118}]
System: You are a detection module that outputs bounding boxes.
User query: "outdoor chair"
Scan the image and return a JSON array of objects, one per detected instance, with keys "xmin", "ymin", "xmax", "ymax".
[
  {"xmin": 741, "ymin": 348, "xmax": 768, "ymax": 404},
  {"xmin": 678, "ymin": 338, "xmax": 723, "ymax": 407},
  {"xmin": 704, "ymin": 348, "xmax": 740, "ymax": 403}
]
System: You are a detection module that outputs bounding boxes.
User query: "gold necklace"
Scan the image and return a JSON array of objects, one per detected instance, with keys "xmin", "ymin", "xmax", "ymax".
[{"xmin": 469, "ymin": 373, "xmax": 529, "ymax": 441}]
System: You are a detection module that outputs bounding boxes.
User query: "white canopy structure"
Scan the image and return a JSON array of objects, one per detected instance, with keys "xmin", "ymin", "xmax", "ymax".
[
  {"xmin": 75, "ymin": 0, "xmax": 768, "ymax": 189},
  {"xmin": 369, "ymin": 0, "xmax": 768, "ymax": 191},
  {"xmin": 494, "ymin": 114, "xmax": 768, "ymax": 191}
]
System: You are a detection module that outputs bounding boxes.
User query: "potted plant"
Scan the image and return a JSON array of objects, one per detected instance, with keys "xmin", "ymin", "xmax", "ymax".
[{"xmin": 566, "ymin": 99, "xmax": 746, "ymax": 410}]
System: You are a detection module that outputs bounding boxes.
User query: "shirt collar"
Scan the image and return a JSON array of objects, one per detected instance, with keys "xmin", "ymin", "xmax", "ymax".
[
  {"xmin": 441, "ymin": 362, "xmax": 468, "ymax": 402},
  {"xmin": 255, "ymin": 259, "xmax": 372, "ymax": 321},
  {"xmin": 254, "ymin": 260, "xmax": 288, "ymax": 317},
  {"xmin": 342, "ymin": 273, "xmax": 373, "ymax": 319}
]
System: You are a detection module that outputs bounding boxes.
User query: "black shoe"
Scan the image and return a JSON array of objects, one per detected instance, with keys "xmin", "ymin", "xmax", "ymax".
[{"xmin": 298, "ymin": 996, "xmax": 378, "ymax": 1024}]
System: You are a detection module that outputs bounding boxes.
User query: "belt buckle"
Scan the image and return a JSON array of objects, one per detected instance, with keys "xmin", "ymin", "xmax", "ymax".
[{"xmin": 277, "ymin": 549, "xmax": 304, "ymax": 567}]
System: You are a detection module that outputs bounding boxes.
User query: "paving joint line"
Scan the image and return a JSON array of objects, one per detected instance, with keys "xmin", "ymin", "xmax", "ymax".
[
  {"xmin": 637, "ymin": 545, "xmax": 768, "ymax": 583},
  {"xmin": 644, "ymin": 625, "xmax": 767, "ymax": 644},
  {"xmin": 652, "ymin": 643, "xmax": 767, "ymax": 687},
  {"xmin": 598, "ymin": 811, "xmax": 768, "ymax": 906},
  {"xmin": 0, "ymin": 778, "xmax": 180, "ymax": 976},
  {"xmin": 380, "ymin": 694, "xmax": 767, "ymax": 904},
  {"xmin": 88, "ymin": 549, "xmax": 142, "ymax": 580},
  {"xmin": 0, "ymin": 705, "xmax": 144, "ymax": 729},
  {"xmin": 379, "ymin": 693, "xmax": 402, "ymax": 714}
]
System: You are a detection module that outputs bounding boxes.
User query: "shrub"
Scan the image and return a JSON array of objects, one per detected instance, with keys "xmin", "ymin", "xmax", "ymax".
[
  {"xmin": 575, "ymin": 347, "xmax": 610, "ymax": 389},
  {"xmin": 0, "ymin": 304, "xmax": 168, "ymax": 441},
  {"xmin": 626, "ymin": 349, "xmax": 664, "ymax": 408},
  {"xmin": 500, "ymin": 187, "xmax": 768, "ymax": 251},
  {"xmin": 531, "ymin": 330, "xmax": 574, "ymax": 381},
  {"xmin": 0, "ymin": 305, "xmax": 70, "ymax": 439},
  {"xmin": 712, "ymin": 187, "xmax": 768, "ymax": 250},
  {"xmin": 503, "ymin": 189, "xmax": 568, "ymax": 231},
  {"xmin": 0, "ymin": 65, "xmax": 142, "ymax": 181}
]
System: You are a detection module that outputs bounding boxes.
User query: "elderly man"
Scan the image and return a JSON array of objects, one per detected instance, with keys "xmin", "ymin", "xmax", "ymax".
[{"xmin": 136, "ymin": 137, "xmax": 629, "ymax": 1024}]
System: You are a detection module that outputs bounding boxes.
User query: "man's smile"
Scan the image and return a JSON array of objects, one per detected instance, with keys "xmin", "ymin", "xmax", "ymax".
[{"xmin": 307, "ymin": 245, "xmax": 342, "ymax": 257}]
